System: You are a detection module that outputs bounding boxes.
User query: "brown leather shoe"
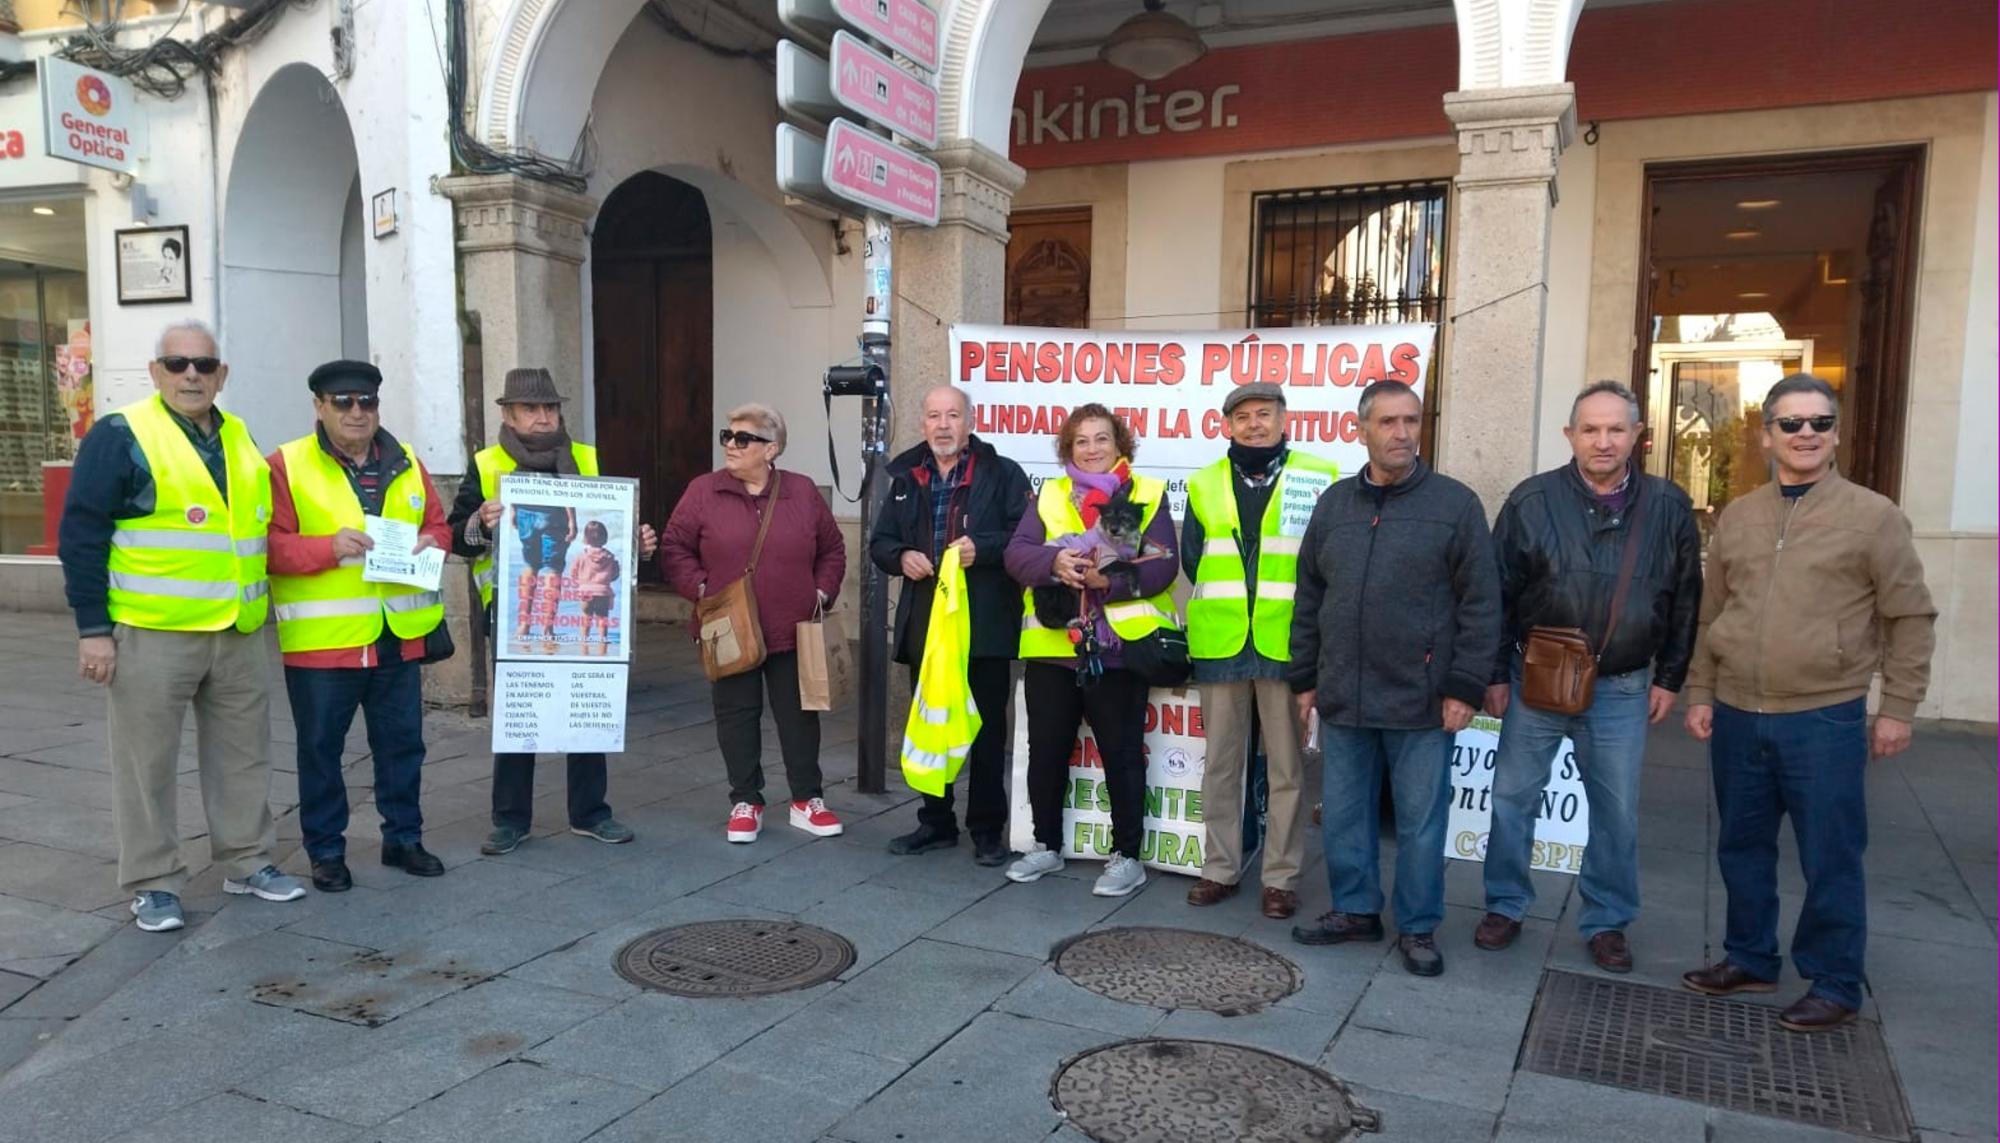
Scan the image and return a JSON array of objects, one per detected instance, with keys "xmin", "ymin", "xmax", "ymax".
[
  {"xmin": 1473, "ymin": 912, "xmax": 1521, "ymax": 951},
  {"xmin": 1778, "ymin": 993, "xmax": 1857, "ymax": 1033},
  {"xmin": 1260, "ymin": 888, "xmax": 1298, "ymax": 919},
  {"xmin": 1185, "ymin": 878, "xmax": 1239, "ymax": 907},
  {"xmin": 1588, "ymin": 930, "xmax": 1633, "ymax": 973},
  {"xmin": 1682, "ymin": 960, "xmax": 1777, "ymax": 997}
]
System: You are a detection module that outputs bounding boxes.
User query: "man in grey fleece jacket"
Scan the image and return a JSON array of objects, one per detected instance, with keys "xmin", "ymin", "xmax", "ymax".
[{"xmin": 1286, "ymin": 381, "xmax": 1502, "ymax": 977}]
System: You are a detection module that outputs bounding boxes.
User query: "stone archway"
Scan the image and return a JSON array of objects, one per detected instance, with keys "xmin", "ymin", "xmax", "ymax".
[{"xmin": 220, "ymin": 63, "xmax": 366, "ymax": 450}]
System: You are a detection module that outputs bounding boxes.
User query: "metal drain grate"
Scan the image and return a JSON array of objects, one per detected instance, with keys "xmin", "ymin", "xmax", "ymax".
[
  {"xmin": 613, "ymin": 921, "xmax": 855, "ymax": 998},
  {"xmin": 1053, "ymin": 1039, "xmax": 1380, "ymax": 1143},
  {"xmin": 1054, "ymin": 927, "xmax": 1301, "ymax": 1014},
  {"xmin": 1521, "ymin": 970, "xmax": 1913, "ymax": 1140}
]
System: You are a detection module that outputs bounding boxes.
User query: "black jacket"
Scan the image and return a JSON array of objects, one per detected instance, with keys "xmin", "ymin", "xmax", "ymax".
[
  {"xmin": 1287, "ymin": 460, "xmax": 1503, "ymax": 730},
  {"xmin": 1492, "ymin": 463, "xmax": 1703, "ymax": 690},
  {"xmin": 868, "ymin": 436, "xmax": 1031, "ymax": 663}
]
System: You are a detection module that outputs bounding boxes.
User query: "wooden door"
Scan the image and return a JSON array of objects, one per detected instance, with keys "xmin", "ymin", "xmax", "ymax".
[
  {"xmin": 1005, "ymin": 207, "xmax": 1092, "ymax": 328},
  {"xmin": 592, "ymin": 172, "xmax": 714, "ymax": 583}
]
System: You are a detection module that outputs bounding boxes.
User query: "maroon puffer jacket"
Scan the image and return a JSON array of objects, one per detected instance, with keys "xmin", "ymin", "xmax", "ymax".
[{"xmin": 660, "ymin": 468, "xmax": 846, "ymax": 652}]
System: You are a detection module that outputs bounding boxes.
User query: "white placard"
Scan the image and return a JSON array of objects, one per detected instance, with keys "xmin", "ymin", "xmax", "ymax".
[
  {"xmin": 361, "ymin": 515, "xmax": 444, "ymax": 590},
  {"xmin": 495, "ymin": 473, "xmax": 637, "ymax": 664},
  {"xmin": 491, "ymin": 660, "xmax": 628, "ymax": 755},
  {"xmin": 1444, "ymin": 715, "xmax": 1589, "ymax": 875}
]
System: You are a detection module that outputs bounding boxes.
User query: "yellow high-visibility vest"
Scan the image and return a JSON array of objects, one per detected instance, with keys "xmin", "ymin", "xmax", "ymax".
[
  {"xmin": 1185, "ymin": 451, "xmax": 1339, "ymax": 661},
  {"xmin": 1018, "ymin": 473, "xmax": 1181, "ymax": 660},
  {"xmin": 900, "ymin": 546, "xmax": 980, "ymax": 796},
  {"xmin": 105, "ymin": 395, "xmax": 270, "ymax": 633},
  {"xmin": 470, "ymin": 442, "xmax": 599, "ymax": 607},
  {"xmin": 269, "ymin": 435, "xmax": 444, "ymax": 653}
]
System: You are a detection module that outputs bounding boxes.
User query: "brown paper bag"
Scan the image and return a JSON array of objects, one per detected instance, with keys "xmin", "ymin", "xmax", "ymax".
[
  {"xmin": 822, "ymin": 609, "xmax": 854, "ymax": 708},
  {"xmin": 797, "ymin": 608, "xmax": 835, "ymax": 711}
]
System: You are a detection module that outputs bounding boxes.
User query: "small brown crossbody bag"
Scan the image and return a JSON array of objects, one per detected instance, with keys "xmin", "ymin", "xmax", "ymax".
[
  {"xmin": 695, "ymin": 472, "xmax": 780, "ymax": 682},
  {"xmin": 1519, "ymin": 490, "xmax": 1645, "ymax": 716}
]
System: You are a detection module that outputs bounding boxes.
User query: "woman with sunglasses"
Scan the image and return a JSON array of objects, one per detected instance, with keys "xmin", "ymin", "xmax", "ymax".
[
  {"xmin": 1002, "ymin": 403, "xmax": 1181, "ymax": 898},
  {"xmin": 660, "ymin": 403, "xmax": 847, "ymax": 843}
]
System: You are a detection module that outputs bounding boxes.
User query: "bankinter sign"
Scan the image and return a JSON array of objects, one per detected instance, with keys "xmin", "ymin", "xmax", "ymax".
[{"xmin": 38, "ymin": 57, "xmax": 145, "ymax": 173}]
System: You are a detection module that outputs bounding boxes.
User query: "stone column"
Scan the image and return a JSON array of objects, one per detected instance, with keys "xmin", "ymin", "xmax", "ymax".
[
  {"xmin": 1439, "ymin": 83, "xmax": 1576, "ymax": 515},
  {"xmin": 889, "ymin": 139, "xmax": 1025, "ymax": 449},
  {"xmin": 438, "ymin": 174, "xmax": 598, "ymax": 424}
]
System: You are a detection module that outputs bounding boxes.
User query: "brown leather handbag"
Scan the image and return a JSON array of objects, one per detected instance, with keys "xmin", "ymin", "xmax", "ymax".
[
  {"xmin": 1519, "ymin": 488, "xmax": 1646, "ymax": 715},
  {"xmin": 695, "ymin": 472, "xmax": 780, "ymax": 682}
]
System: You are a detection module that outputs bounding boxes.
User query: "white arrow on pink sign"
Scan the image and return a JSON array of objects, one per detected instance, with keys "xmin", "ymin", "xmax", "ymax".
[
  {"xmin": 821, "ymin": 118, "xmax": 940, "ymax": 227},
  {"xmin": 829, "ymin": 31, "xmax": 938, "ymax": 148},
  {"xmin": 831, "ymin": 0, "xmax": 940, "ymax": 73}
]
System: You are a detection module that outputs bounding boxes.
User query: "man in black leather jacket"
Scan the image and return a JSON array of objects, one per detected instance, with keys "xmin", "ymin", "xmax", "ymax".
[{"xmin": 1473, "ymin": 381, "xmax": 1701, "ymax": 975}]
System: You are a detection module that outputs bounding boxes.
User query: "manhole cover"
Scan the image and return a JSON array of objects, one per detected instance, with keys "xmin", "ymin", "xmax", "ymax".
[
  {"xmin": 1053, "ymin": 1039, "xmax": 1380, "ymax": 1143},
  {"xmin": 1055, "ymin": 927, "xmax": 1300, "ymax": 1014},
  {"xmin": 612, "ymin": 921, "xmax": 855, "ymax": 998},
  {"xmin": 1522, "ymin": 970, "xmax": 1913, "ymax": 1140}
]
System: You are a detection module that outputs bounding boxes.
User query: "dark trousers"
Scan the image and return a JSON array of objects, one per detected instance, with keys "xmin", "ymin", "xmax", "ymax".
[
  {"xmin": 492, "ymin": 752, "xmax": 609, "ymax": 832},
  {"xmin": 285, "ymin": 661, "xmax": 425, "ymax": 861},
  {"xmin": 909, "ymin": 657, "xmax": 1012, "ymax": 841},
  {"xmin": 1023, "ymin": 661, "xmax": 1149, "ymax": 858},
  {"xmin": 714, "ymin": 650, "xmax": 822, "ymax": 806},
  {"xmin": 1711, "ymin": 698, "xmax": 1869, "ymax": 1009}
]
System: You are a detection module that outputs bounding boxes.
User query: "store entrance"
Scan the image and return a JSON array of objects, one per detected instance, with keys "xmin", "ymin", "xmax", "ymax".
[
  {"xmin": 590, "ymin": 171, "xmax": 714, "ymax": 584},
  {"xmin": 0, "ymin": 197, "xmax": 89, "ymax": 554},
  {"xmin": 1634, "ymin": 148, "xmax": 1922, "ymax": 546}
]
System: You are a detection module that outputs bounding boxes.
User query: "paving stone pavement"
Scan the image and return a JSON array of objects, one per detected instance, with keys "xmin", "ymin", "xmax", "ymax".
[{"xmin": 0, "ymin": 610, "xmax": 1993, "ymax": 1141}]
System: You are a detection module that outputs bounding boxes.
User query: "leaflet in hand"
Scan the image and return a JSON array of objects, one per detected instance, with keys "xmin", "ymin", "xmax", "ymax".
[{"xmin": 361, "ymin": 515, "xmax": 444, "ymax": 590}]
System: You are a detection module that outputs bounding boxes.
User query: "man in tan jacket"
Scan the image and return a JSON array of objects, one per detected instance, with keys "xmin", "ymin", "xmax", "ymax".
[{"xmin": 1679, "ymin": 373, "xmax": 1935, "ymax": 1033}]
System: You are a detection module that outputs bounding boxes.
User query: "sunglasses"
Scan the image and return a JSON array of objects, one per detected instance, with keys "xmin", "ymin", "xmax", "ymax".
[
  {"xmin": 326, "ymin": 394, "xmax": 380, "ymax": 412},
  {"xmin": 156, "ymin": 355, "xmax": 221, "ymax": 375},
  {"xmin": 1768, "ymin": 415, "xmax": 1836, "ymax": 434},
  {"xmin": 719, "ymin": 429, "xmax": 772, "ymax": 449}
]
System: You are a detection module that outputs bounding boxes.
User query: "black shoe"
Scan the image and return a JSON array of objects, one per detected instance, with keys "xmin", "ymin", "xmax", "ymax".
[
  {"xmin": 1291, "ymin": 911, "xmax": 1385, "ymax": 946},
  {"xmin": 971, "ymin": 836, "xmax": 1012, "ymax": 867},
  {"xmin": 310, "ymin": 858, "xmax": 352, "ymax": 893},
  {"xmin": 381, "ymin": 843, "xmax": 445, "ymax": 877},
  {"xmin": 887, "ymin": 824, "xmax": 960, "ymax": 856},
  {"xmin": 1399, "ymin": 932, "xmax": 1444, "ymax": 977}
]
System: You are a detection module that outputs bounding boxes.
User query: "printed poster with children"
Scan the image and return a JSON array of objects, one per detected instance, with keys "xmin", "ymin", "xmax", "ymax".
[{"xmin": 490, "ymin": 473, "xmax": 638, "ymax": 754}]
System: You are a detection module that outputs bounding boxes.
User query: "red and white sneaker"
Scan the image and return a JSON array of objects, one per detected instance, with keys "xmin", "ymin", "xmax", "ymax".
[
  {"xmin": 726, "ymin": 802, "xmax": 763, "ymax": 843},
  {"xmin": 789, "ymin": 798, "xmax": 844, "ymax": 837}
]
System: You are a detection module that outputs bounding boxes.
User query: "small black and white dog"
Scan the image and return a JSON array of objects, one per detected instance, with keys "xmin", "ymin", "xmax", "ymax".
[{"xmin": 1032, "ymin": 484, "xmax": 1148, "ymax": 629}]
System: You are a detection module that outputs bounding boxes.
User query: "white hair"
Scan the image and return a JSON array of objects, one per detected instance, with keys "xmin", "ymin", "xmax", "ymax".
[
  {"xmin": 154, "ymin": 318, "xmax": 219, "ymax": 358},
  {"xmin": 727, "ymin": 402, "xmax": 787, "ymax": 455}
]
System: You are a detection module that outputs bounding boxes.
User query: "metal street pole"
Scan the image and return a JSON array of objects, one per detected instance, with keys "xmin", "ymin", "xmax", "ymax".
[{"xmin": 855, "ymin": 212, "xmax": 892, "ymax": 794}]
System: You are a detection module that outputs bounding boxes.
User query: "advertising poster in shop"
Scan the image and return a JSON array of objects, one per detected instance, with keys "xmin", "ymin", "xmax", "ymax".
[
  {"xmin": 952, "ymin": 322, "xmax": 1435, "ymax": 513},
  {"xmin": 491, "ymin": 473, "xmax": 637, "ymax": 754}
]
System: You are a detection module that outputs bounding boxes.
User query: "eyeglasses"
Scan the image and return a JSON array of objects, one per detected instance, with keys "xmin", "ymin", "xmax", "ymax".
[
  {"xmin": 326, "ymin": 394, "xmax": 380, "ymax": 412},
  {"xmin": 719, "ymin": 430, "xmax": 772, "ymax": 449},
  {"xmin": 156, "ymin": 355, "xmax": 221, "ymax": 375},
  {"xmin": 1767, "ymin": 415, "xmax": 1836, "ymax": 434}
]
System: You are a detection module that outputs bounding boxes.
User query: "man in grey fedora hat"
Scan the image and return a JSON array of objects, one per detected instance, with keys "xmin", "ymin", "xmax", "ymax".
[{"xmin": 447, "ymin": 367, "xmax": 657, "ymax": 854}]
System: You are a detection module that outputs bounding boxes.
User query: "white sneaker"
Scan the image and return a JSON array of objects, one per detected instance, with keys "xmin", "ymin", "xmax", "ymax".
[
  {"xmin": 1005, "ymin": 844, "xmax": 1065, "ymax": 883},
  {"xmin": 1093, "ymin": 854, "xmax": 1147, "ymax": 897}
]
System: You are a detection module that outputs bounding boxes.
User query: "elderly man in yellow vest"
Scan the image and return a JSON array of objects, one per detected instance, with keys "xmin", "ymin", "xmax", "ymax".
[
  {"xmin": 58, "ymin": 319, "xmax": 305, "ymax": 933},
  {"xmin": 1180, "ymin": 382, "xmax": 1338, "ymax": 921},
  {"xmin": 268, "ymin": 360, "xmax": 452, "ymax": 893}
]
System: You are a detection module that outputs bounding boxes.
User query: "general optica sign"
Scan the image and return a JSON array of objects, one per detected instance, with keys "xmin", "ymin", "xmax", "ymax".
[{"xmin": 38, "ymin": 57, "xmax": 146, "ymax": 173}]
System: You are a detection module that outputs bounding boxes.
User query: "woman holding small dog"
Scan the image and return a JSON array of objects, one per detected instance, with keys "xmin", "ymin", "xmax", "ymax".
[{"xmin": 1002, "ymin": 403, "xmax": 1181, "ymax": 897}]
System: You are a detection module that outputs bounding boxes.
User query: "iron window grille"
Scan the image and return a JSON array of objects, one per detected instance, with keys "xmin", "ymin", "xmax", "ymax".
[{"xmin": 1249, "ymin": 180, "xmax": 1450, "ymax": 328}]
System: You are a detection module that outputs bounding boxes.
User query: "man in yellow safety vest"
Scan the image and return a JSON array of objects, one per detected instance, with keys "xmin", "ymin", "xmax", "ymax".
[
  {"xmin": 268, "ymin": 360, "xmax": 452, "ymax": 892},
  {"xmin": 58, "ymin": 319, "xmax": 305, "ymax": 933},
  {"xmin": 1181, "ymin": 381, "xmax": 1339, "ymax": 921}
]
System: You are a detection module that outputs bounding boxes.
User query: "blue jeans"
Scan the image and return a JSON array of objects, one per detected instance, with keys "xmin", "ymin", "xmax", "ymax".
[
  {"xmin": 285, "ymin": 661, "xmax": 426, "ymax": 861},
  {"xmin": 1320, "ymin": 725, "xmax": 1455, "ymax": 934},
  {"xmin": 1711, "ymin": 699, "xmax": 1868, "ymax": 1009},
  {"xmin": 1485, "ymin": 664, "xmax": 1650, "ymax": 936}
]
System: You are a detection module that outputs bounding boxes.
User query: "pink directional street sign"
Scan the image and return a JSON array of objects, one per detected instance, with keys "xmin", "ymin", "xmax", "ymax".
[
  {"xmin": 830, "ymin": 31, "xmax": 938, "ymax": 148},
  {"xmin": 832, "ymin": 0, "xmax": 940, "ymax": 73},
  {"xmin": 822, "ymin": 118, "xmax": 940, "ymax": 227}
]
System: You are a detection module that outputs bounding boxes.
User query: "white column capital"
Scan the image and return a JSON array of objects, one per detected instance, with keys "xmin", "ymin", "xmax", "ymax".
[
  {"xmin": 439, "ymin": 173, "xmax": 598, "ymax": 266},
  {"xmin": 1443, "ymin": 83, "xmax": 1577, "ymax": 195},
  {"xmin": 925, "ymin": 139, "xmax": 1027, "ymax": 243}
]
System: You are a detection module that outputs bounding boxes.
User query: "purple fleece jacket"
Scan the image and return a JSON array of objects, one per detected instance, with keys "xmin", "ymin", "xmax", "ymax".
[{"xmin": 1003, "ymin": 487, "xmax": 1179, "ymax": 667}]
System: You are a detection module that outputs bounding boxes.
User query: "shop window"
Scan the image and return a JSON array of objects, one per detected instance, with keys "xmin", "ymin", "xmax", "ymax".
[
  {"xmin": 1247, "ymin": 180, "xmax": 1449, "ymax": 328},
  {"xmin": 0, "ymin": 198, "xmax": 90, "ymax": 556}
]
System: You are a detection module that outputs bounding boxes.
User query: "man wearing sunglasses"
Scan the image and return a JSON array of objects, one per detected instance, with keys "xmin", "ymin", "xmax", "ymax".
[
  {"xmin": 266, "ymin": 360, "xmax": 452, "ymax": 892},
  {"xmin": 58, "ymin": 319, "xmax": 306, "ymax": 933},
  {"xmin": 1681, "ymin": 374, "xmax": 1935, "ymax": 1033}
]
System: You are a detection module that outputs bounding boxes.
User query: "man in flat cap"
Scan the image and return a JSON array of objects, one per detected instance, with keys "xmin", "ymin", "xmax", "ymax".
[
  {"xmin": 1181, "ymin": 381, "xmax": 1338, "ymax": 921},
  {"xmin": 59, "ymin": 319, "xmax": 304, "ymax": 932},
  {"xmin": 448, "ymin": 368, "xmax": 656, "ymax": 855},
  {"xmin": 266, "ymin": 359, "xmax": 452, "ymax": 891}
]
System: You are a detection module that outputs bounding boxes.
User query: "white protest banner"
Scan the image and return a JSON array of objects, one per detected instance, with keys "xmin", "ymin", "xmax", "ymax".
[
  {"xmin": 1446, "ymin": 715, "xmax": 1589, "ymax": 875},
  {"xmin": 1007, "ymin": 683, "xmax": 1209, "ymax": 875},
  {"xmin": 953, "ymin": 322, "xmax": 1434, "ymax": 513},
  {"xmin": 491, "ymin": 474, "xmax": 638, "ymax": 754}
]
